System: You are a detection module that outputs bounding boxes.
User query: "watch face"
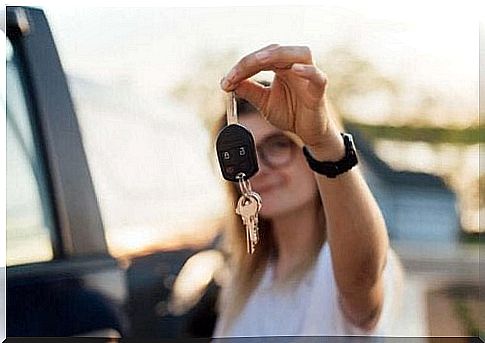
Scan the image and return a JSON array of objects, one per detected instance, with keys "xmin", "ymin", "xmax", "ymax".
[
  {"xmin": 347, "ymin": 134, "xmax": 354, "ymax": 146},
  {"xmin": 342, "ymin": 133, "xmax": 354, "ymax": 147},
  {"xmin": 344, "ymin": 134, "xmax": 358, "ymax": 165}
]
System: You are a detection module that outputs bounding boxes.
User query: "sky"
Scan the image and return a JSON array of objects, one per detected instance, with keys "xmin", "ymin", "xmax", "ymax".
[{"xmin": 41, "ymin": 4, "xmax": 479, "ymax": 125}]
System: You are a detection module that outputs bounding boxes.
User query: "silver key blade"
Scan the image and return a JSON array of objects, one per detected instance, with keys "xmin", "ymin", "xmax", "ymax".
[
  {"xmin": 236, "ymin": 195, "xmax": 254, "ymax": 254},
  {"xmin": 248, "ymin": 192, "xmax": 261, "ymax": 247},
  {"xmin": 236, "ymin": 194, "xmax": 261, "ymax": 254},
  {"xmin": 247, "ymin": 217, "xmax": 258, "ymax": 246},
  {"xmin": 245, "ymin": 222, "xmax": 252, "ymax": 254}
]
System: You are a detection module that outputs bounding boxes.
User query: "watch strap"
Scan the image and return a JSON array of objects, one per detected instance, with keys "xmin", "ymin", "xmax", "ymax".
[{"xmin": 302, "ymin": 133, "xmax": 358, "ymax": 178}]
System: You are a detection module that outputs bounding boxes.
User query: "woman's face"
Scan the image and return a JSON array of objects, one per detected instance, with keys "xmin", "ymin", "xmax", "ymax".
[{"xmin": 238, "ymin": 112, "xmax": 319, "ymax": 219}]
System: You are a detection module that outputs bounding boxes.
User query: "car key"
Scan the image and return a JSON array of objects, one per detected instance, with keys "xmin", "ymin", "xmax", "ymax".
[
  {"xmin": 216, "ymin": 92, "xmax": 262, "ymax": 254},
  {"xmin": 215, "ymin": 92, "xmax": 259, "ymax": 182},
  {"xmin": 236, "ymin": 193, "xmax": 262, "ymax": 254}
]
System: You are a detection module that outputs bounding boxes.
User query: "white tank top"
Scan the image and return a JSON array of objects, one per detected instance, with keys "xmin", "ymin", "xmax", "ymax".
[{"xmin": 213, "ymin": 242, "xmax": 401, "ymax": 337}]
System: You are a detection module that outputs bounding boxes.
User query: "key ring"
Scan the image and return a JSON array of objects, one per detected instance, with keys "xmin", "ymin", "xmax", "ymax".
[{"xmin": 236, "ymin": 172, "xmax": 252, "ymax": 196}]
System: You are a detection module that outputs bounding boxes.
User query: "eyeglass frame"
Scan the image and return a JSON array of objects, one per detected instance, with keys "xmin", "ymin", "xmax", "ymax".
[{"xmin": 255, "ymin": 132, "xmax": 300, "ymax": 169}]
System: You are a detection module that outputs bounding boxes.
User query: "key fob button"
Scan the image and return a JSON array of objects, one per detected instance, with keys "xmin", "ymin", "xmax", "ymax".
[{"xmin": 239, "ymin": 160, "xmax": 251, "ymax": 171}]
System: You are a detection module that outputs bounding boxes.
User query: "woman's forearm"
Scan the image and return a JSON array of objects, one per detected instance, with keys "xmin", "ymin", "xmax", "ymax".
[
  {"xmin": 315, "ymin": 167, "xmax": 389, "ymax": 290},
  {"xmin": 308, "ymin": 124, "xmax": 390, "ymax": 328}
]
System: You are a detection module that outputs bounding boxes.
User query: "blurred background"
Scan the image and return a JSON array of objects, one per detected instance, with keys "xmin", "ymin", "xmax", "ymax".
[{"xmin": 5, "ymin": 3, "xmax": 482, "ymax": 339}]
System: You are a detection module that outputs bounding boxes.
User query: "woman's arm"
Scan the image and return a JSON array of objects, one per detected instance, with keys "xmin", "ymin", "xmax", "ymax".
[
  {"xmin": 220, "ymin": 44, "xmax": 390, "ymax": 330},
  {"xmin": 309, "ymin": 123, "xmax": 389, "ymax": 330}
]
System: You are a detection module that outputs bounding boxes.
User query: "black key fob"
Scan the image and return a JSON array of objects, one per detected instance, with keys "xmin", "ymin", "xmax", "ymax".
[{"xmin": 216, "ymin": 124, "xmax": 259, "ymax": 182}]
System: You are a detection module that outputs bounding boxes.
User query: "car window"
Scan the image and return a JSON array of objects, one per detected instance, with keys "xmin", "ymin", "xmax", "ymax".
[
  {"xmin": 44, "ymin": 9, "xmax": 228, "ymax": 258},
  {"xmin": 6, "ymin": 38, "xmax": 56, "ymax": 266}
]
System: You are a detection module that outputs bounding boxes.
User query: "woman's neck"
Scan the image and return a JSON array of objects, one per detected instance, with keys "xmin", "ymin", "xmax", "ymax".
[{"xmin": 270, "ymin": 196, "xmax": 325, "ymax": 280}]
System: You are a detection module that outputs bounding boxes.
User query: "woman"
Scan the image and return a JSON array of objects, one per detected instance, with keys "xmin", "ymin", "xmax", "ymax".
[{"xmin": 212, "ymin": 44, "xmax": 403, "ymax": 337}]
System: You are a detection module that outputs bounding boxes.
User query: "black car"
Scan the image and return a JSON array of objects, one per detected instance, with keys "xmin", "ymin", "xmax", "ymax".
[{"xmin": 5, "ymin": 6, "xmax": 220, "ymax": 339}]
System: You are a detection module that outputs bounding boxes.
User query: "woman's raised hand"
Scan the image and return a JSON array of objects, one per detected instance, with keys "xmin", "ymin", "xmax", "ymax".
[{"xmin": 220, "ymin": 44, "xmax": 340, "ymax": 153}]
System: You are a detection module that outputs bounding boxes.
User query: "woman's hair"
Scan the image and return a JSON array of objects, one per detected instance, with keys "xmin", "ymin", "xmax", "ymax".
[{"xmin": 211, "ymin": 81, "xmax": 327, "ymax": 333}]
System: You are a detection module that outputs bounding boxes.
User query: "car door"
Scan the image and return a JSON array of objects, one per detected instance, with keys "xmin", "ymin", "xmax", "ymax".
[
  {"xmin": 6, "ymin": 6, "xmax": 128, "ymax": 337},
  {"xmin": 6, "ymin": 7, "xmax": 221, "ymax": 339}
]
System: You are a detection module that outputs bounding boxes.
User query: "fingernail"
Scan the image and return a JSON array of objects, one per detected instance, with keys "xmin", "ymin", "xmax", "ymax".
[
  {"xmin": 255, "ymin": 51, "xmax": 270, "ymax": 61},
  {"xmin": 226, "ymin": 69, "xmax": 237, "ymax": 81},
  {"xmin": 293, "ymin": 64, "xmax": 305, "ymax": 72},
  {"xmin": 221, "ymin": 78, "xmax": 231, "ymax": 89}
]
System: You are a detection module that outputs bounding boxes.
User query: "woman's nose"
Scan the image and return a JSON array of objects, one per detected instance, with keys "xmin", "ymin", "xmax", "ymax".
[{"xmin": 254, "ymin": 156, "xmax": 272, "ymax": 179}]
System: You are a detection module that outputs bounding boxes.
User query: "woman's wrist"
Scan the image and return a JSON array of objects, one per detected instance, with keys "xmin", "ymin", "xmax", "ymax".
[{"xmin": 305, "ymin": 126, "xmax": 346, "ymax": 162}]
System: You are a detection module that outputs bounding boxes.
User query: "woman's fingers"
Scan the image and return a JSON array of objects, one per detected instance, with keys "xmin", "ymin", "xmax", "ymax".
[
  {"xmin": 221, "ymin": 45, "xmax": 313, "ymax": 91},
  {"xmin": 231, "ymin": 79, "xmax": 270, "ymax": 113},
  {"xmin": 291, "ymin": 63, "xmax": 327, "ymax": 98}
]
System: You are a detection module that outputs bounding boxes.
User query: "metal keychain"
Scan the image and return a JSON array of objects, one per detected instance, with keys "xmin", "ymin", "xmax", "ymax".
[
  {"xmin": 216, "ymin": 92, "xmax": 262, "ymax": 254},
  {"xmin": 235, "ymin": 173, "xmax": 262, "ymax": 254}
]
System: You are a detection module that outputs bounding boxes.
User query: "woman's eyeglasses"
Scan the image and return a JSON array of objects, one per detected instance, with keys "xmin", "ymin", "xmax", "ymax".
[{"xmin": 256, "ymin": 133, "xmax": 297, "ymax": 169}]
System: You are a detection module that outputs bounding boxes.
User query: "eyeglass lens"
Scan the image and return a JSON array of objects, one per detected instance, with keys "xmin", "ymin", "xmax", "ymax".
[{"xmin": 257, "ymin": 134, "xmax": 295, "ymax": 168}]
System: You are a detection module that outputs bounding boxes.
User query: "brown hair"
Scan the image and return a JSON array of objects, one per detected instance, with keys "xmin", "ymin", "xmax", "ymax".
[{"xmin": 212, "ymin": 83, "xmax": 327, "ymax": 333}]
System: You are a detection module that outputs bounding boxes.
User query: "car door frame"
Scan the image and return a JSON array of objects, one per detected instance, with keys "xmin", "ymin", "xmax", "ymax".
[
  {"xmin": 7, "ymin": 6, "xmax": 108, "ymax": 258},
  {"xmin": 6, "ymin": 6, "xmax": 129, "ymax": 336}
]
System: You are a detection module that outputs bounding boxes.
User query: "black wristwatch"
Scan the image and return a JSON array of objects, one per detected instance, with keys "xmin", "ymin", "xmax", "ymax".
[{"xmin": 302, "ymin": 133, "xmax": 358, "ymax": 178}]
